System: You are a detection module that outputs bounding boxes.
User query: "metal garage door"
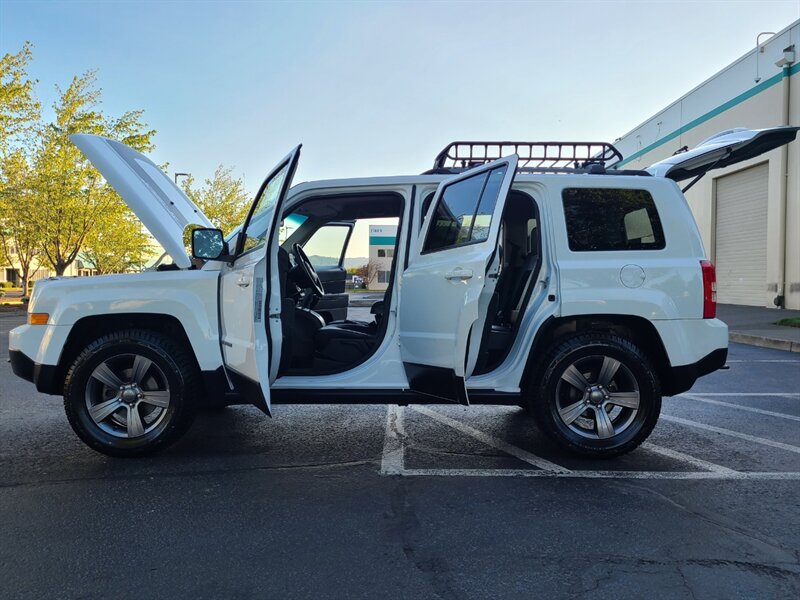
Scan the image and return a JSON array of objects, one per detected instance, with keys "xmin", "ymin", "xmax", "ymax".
[{"xmin": 714, "ymin": 163, "xmax": 768, "ymax": 306}]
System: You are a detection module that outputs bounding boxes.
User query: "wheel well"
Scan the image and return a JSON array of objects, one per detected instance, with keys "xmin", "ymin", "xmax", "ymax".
[
  {"xmin": 522, "ymin": 314, "xmax": 671, "ymax": 392},
  {"xmin": 57, "ymin": 313, "xmax": 202, "ymax": 391}
]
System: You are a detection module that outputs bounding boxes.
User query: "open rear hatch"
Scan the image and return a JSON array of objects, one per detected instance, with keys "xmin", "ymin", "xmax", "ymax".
[{"xmin": 645, "ymin": 126, "xmax": 799, "ymax": 189}]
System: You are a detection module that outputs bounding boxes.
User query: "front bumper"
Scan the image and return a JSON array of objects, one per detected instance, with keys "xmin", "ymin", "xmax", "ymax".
[{"xmin": 9, "ymin": 349, "xmax": 60, "ymax": 395}]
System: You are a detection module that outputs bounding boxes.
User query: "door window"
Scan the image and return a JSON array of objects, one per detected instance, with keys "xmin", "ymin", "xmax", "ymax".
[
  {"xmin": 302, "ymin": 224, "xmax": 351, "ymax": 268},
  {"xmin": 240, "ymin": 161, "xmax": 292, "ymax": 253},
  {"xmin": 423, "ymin": 166, "xmax": 507, "ymax": 252}
]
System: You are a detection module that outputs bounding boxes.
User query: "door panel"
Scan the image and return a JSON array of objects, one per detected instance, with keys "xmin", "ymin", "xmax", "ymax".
[
  {"xmin": 399, "ymin": 155, "xmax": 518, "ymax": 403},
  {"xmin": 317, "ymin": 266, "xmax": 347, "ymax": 293},
  {"xmin": 219, "ymin": 145, "xmax": 301, "ymax": 414},
  {"xmin": 314, "ymin": 267, "xmax": 349, "ymax": 321}
]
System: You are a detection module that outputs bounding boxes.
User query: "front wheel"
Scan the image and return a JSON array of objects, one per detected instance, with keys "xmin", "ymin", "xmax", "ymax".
[
  {"xmin": 63, "ymin": 329, "xmax": 198, "ymax": 457},
  {"xmin": 528, "ymin": 333, "xmax": 661, "ymax": 458}
]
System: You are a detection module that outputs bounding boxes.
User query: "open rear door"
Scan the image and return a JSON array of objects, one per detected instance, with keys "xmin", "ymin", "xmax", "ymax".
[
  {"xmin": 219, "ymin": 146, "xmax": 301, "ymax": 415},
  {"xmin": 399, "ymin": 155, "xmax": 518, "ymax": 403}
]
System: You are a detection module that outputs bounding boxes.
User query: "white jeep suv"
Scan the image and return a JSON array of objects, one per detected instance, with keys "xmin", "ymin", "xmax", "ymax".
[{"xmin": 9, "ymin": 128, "xmax": 798, "ymax": 458}]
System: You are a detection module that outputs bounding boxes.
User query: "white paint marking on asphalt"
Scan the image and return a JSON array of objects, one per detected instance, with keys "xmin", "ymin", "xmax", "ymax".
[
  {"xmin": 639, "ymin": 442, "xmax": 738, "ymax": 474},
  {"xmin": 399, "ymin": 469, "xmax": 800, "ymax": 480},
  {"xmin": 411, "ymin": 405, "xmax": 571, "ymax": 473},
  {"xmin": 726, "ymin": 360, "xmax": 800, "ymax": 363},
  {"xmin": 380, "ymin": 405, "xmax": 405, "ymax": 475},
  {"xmin": 678, "ymin": 392, "xmax": 800, "ymax": 397},
  {"xmin": 660, "ymin": 414, "xmax": 800, "ymax": 455},
  {"xmin": 680, "ymin": 393, "xmax": 800, "ymax": 422}
]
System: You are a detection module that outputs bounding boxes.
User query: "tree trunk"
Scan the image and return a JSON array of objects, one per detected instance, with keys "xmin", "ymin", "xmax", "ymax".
[
  {"xmin": 20, "ymin": 267, "xmax": 29, "ymax": 297},
  {"xmin": 55, "ymin": 262, "xmax": 67, "ymax": 276}
]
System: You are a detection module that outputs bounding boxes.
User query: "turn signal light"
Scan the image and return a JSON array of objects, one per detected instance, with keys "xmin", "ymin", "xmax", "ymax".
[{"xmin": 28, "ymin": 313, "xmax": 49, "ymax": 325}]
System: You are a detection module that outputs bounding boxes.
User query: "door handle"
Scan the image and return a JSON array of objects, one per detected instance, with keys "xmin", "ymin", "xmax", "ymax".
[
  {"xmin": 236, "ymin": 277, "xmax": 251, "ymax": 288},
  {"xmin": 445, "ymin": 268, "xmax": 473, "ymax": 281}
]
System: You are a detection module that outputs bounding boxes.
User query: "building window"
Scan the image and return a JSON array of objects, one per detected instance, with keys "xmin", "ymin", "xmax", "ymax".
[
  {"xmin": 562, "ymin": 188, "xmax": 665, "ymax": 252},
  {"xmin": 377, "ymin": 249, "xmax": 385, "ymax": 258},
  {"xmin": 378, "ymin": 270, "xmax": 390, "ymax": 283}
]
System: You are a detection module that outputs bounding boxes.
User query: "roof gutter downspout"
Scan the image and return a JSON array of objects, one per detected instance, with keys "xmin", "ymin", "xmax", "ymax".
[{"xmin": 775, "ymin": 64, "xmax": 791, "ymax": 308}]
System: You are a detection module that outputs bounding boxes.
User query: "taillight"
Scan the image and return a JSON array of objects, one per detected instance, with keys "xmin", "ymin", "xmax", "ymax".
[{"xmin": 701, "ymin": 260, "xmax": 716, "ymax": 318}]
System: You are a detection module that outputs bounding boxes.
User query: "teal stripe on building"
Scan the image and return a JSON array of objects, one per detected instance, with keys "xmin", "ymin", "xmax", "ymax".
[{"xmin": 369, "ymin": 236, "xmax": 396, "ymax": 245}]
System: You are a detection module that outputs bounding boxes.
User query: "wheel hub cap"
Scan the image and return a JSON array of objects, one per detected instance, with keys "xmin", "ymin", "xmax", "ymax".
[{"xmin": 588, "ymin": 387, "xmax": 606, "ymax": 405}]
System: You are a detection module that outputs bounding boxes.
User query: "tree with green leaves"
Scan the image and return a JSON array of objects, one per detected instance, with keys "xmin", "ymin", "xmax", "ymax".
[
  {"xmin": 0, "ymin": 42, "xmax": 40, "ymax": 154},
  {"xmin": 82, "ymin": 201, "xmax": 152, "ymax": 275},
  {"xmin": 179, "ymin": 165, "xmax": 250, "ymax": 235},
  {"xmin": 32, "ymin": 70, "xmax": 155, "ymax": 275},
  {"xmin": 0, "ymin": 149, "xmax": 41, "ymax": 295},
  {"xmin": 0, "ymin": 43, "xmax": 42, "ymax": 294}
]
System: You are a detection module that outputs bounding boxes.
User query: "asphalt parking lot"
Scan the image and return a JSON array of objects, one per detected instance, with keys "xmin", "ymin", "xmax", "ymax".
[{"xmin": 1, "ymin": 312, "xmax": 799, "ymax": 599}]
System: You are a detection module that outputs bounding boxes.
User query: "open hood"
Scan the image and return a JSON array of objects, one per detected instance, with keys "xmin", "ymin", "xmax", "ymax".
[
  {"xmin": 645, "ymin": 126, "xmax": 800, "ymax": 182},
  {"xmin": 71, "ymin": 134, "xmax": 214, "ymax": 269}
]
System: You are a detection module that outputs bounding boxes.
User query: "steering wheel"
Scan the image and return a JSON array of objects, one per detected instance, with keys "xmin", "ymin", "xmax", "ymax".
[{"xmin": 292, "ymin": 243, "xmax": 326, "ymax": 297}]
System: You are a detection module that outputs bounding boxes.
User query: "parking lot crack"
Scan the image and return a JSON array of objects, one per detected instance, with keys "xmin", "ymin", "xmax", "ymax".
[
  {"xmin": 387, "ymin": 478, "xmax": 463, "ymax": 600},
  {"xmin": 616, "ymin": 481, "xmax": 800, "ymax": 564}
]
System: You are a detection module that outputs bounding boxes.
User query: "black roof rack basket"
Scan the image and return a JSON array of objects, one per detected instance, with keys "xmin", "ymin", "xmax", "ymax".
[{"xmin": 429, "ymin": 141, "xmax": 624, "ymax": 174}]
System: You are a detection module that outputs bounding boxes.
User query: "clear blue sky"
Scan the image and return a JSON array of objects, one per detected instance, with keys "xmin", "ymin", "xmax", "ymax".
[{"xmin": 2, "ymin": 0, "xmax": 799, "ymax": 194}]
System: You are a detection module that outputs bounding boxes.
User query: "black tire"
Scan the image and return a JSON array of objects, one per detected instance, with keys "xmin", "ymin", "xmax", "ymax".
[
  {"xmin": 527, "ymin": 333, "xmax": 661, "ymax": 458},
  {"xmin": 63, "ymin": 329, "xmax": 199, "ymax": 457}
]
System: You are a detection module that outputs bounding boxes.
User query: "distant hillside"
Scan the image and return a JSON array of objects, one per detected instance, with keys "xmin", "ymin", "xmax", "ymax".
[
  {"xmin": 308, "ymin": 256, "xmax": 368, "ymax": 268},
  {"xmin": 345, "ymin": 257, "xmax": 368, "ymax": 269}
]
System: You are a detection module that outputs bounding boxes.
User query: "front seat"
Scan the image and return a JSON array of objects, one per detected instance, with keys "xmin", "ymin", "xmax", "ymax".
[
  {"xmin": 326, "ymin": 292, "xmax": 388, "ymax": 333},
  {"xmin": 314, "ymin": 324, "xmax": 375, "ymax": 365}
]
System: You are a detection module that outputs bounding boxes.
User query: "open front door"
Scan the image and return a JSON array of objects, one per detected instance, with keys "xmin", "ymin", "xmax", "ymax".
[
  {"xmin": 399, "ymin": 155, "xmax": 518, "ymax": 403},
  {"xmin": 219, "ymin": 146, "xmax": 301, "ymax": 415}
]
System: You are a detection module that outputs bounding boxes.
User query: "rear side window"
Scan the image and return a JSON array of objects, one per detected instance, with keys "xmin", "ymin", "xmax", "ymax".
[
  {"xmin": 423, "ymin": 166, "xmax": 507, "ymax": 252},
  {"xmin": 562, "ymin": 188, "xmax": 665, "ymax": 251}
]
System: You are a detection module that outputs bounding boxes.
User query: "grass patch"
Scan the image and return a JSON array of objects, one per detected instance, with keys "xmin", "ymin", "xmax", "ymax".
[{"xmin": 776, "ymin": 317, "xmax": 800, "ymax": 328}]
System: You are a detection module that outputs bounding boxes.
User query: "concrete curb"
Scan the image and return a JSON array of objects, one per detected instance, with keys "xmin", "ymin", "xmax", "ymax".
[{"xmin": 729, "ymin": 332, "xmax": 800, "ymax": 353}]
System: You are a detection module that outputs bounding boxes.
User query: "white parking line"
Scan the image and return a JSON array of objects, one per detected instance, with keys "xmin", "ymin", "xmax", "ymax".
[
  {"xmin": 680, "ymin": 393, "xmax": 800, "ymax": 422},
  {"xmin": 726, "ymin": 360, "xmax": 800, "ymax": 363},
  {"xmin": 411, "ymin": 405, "xmax": 570, "ymax": 473},
  {"xmin": 380, "ymin": 405, "xmax": 405, "ymax": 475},
  {"xmin": 660, "ymin": 414, "xmax": 800, "ymax": 455},
  {"xmin": 379, "ymin": 405, "xmax": 800, "ymax": 480},
  {"xmin": 399, "ymin": 469, "xmax": 800, "ymax": 480},
  {"xmin": 680, "ymin": 393, "xmax": 800, "ymax": 397},
  {"xmin": 639, "ymin": 442, "xmax": 738, "ymax": 474}
]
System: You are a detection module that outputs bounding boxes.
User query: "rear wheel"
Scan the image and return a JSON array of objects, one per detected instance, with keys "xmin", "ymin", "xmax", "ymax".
[
  {"xmin": 64, "ymin": 329, "xmax": 198, "ymax": 457},
  {"xmin": 528, "ymin": 333, "xmax": 661, "ymax": 457}
]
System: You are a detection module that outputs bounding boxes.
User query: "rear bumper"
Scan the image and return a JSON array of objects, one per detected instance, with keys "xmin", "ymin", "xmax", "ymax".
[
  {"xmin": 664, "ymin": 347, "xmax": 728, "ymax": 396},
  {"xmin": 9, "ymin": 349, "xmax": 60, "ymax": 395}
]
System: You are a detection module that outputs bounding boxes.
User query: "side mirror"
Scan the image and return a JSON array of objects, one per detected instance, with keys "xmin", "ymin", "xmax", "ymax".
[{"xmin": 192, "ymin": 228, "xmax": 227, "ymax": 260}]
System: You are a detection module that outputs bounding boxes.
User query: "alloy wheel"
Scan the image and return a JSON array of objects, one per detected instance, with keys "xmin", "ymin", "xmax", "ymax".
[
  {"xmin": 84, "ymin": 353, "xmax": 171, "ymax": 438},
  {"xmin": 554, "ymin": 355, "xmax": 640, "ymax": 440}
]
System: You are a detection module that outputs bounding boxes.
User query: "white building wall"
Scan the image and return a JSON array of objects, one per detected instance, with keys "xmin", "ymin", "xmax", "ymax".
[
  {"xmin": 367, "ymin": 225, "xmax": 398, "ymax": 291},
  {"xmin": 613, "ymin": 20, "xmax": 800, "ymax": 309}
]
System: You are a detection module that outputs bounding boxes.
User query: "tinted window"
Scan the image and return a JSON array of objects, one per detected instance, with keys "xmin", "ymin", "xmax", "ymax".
[
  {"xmin": 562, "ymin": 188, "xmax": 665, "ymax": 252},
  {"xmin": 423, "ymin": 166, "xmax": 507, "ymax": 252}
]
